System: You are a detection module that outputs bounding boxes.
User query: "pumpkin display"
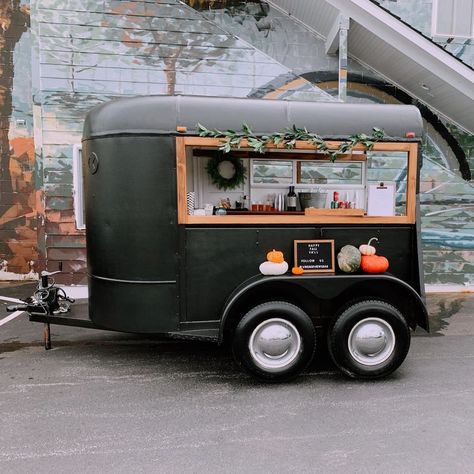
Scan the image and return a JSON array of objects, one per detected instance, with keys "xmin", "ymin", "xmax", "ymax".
[
  {"xmin": 259, "ymin": 261, "xmax": 289, "ymax": 275},
  {"xmin": 259, "ymin": 249, "xmax": 288, "ymax": 275},
  {"xmin": 359, "ymin": 237, "xmax": 379, "ymax": 256},
  {"xmin": 337, "ymin": 245, "xmax": 361, "ymax": 273},
  {"xmin": 292, "ymin": 266, "xmax": 304, "ymax": 275},
  {"xmin": 360, "ymin": 255, "xmax": 389, "ymax": 274},
  {"xmin": 267, "ymin": 249, "xmax": 284, "ymax": 264}
]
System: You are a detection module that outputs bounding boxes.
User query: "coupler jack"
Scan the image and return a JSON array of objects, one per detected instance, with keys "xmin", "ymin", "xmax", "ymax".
[{"xmin": 6, "ymin": 271, "xmax": 75, "ymax": 350}]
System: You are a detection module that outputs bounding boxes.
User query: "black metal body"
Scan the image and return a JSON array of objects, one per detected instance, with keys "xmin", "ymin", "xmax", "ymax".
[
  {"xmin": 182, "ymin": 224, "xmax": 428, "ymax": 340},
  {"xmin": 37, "ymin": 96, "xmax": 429, "ymax": 340}
]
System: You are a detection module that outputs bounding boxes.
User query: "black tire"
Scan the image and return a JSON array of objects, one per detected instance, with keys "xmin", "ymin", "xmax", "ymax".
[
  {"xmin": 232, "ymin": 301, "xmax": 316, "ymax": 383},
  {"xmin": 328, "ymin": 300, "xmax": 411, "ymax": 379}
]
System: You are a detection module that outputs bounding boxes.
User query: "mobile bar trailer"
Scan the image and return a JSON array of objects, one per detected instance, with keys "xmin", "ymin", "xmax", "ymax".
[{"xmin": 7, "ymin": 96, "xmax": 429, "ymax": 382}]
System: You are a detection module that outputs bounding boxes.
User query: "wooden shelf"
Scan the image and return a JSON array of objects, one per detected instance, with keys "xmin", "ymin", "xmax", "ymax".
[
  {"xmin": 225, "ymin": 210, "xmax": 304, "ymax": 215},
  {"xmin": 304, "ymin": 208, "xmax": 365, "ymax": 217}
]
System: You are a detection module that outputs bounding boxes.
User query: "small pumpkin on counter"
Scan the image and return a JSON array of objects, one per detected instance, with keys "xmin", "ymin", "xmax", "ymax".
[
  {"xmin": 267, "ymin": 249, "xmax": 284, "ymax": 264},
  {"xmin": 259, "ymin": 260, "xmax": 288, "ymax": 275},
  {"xmin": 359, "ymin": 237, "xmax": 378, "ymax": 256},
  {"xmin": 260, "ymin": 249, "xmax": 288, "ymax": 275},
  {"xmin": 337, "ymin": 245, "xmax": 361, "ymax": 273},
  {"xmin": 358, "ymin": 237, "xmax": 389, "ymax": 273},
  {"xmin": 361, "ymin": 255, "xmax": 389, "ymax": 274},
  {"xmin": 292, "ymin": 266, "xmax": 305, "ymax": 275}
]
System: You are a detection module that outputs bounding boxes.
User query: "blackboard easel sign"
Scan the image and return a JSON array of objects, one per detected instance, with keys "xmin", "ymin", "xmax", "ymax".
[{"xmin": 294, "ymin": 240, "xmax": 335, "ymax": 273}]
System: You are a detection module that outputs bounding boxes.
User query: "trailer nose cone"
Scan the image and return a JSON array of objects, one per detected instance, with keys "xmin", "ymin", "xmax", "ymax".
[
  {"xmin": 249, "ymin": 318, "xmax": 302, "ymax": 372},
  {"xmin": 348, "ymin": 318, "xmax": 396, "ymax": 366}
]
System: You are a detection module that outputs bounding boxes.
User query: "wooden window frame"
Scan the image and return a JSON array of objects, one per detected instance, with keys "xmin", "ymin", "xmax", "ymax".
[{"xmin": 176, "ymin": 137, "xmax": 418, "ymax": 225}]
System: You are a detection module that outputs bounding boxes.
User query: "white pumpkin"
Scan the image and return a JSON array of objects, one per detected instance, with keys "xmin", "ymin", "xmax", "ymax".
[
  {"xmin": 259, "ymin": 261, "xmax": 289, "ymax": 276},
  {"xmin": 359, "ymin": 237, "xmax": 378, "ymax": 256}
]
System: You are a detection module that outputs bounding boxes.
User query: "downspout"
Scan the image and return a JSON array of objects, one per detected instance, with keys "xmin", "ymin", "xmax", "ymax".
[{"xmin": 338, "ymin": 16, "xmax": 350, "ymax": 102}]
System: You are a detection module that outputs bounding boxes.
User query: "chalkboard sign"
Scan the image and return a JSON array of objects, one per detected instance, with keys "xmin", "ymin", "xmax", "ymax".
[{"xmin": 294, "ymin": 240, "xmax": 335, "ymax": 273}]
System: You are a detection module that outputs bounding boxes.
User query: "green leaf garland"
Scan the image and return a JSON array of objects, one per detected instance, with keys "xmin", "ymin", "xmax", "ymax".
[{"xmin": 197, "ymin": 123, "xmax": 385, "ymax": 162}]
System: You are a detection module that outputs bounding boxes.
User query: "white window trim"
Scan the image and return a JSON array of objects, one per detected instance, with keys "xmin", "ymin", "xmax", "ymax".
[
  {"xmin": 431, "ymin": 0, "xmax": 474, "ymax": 40},
  {"xmin": 72, "ymin": 144, "xmax": 85, "ymax": 230}
]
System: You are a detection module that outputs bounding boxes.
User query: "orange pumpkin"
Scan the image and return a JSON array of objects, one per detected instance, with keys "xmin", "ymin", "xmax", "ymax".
[
  {"xmin": 292, "ymin": 266, "xmax": 304, "ymax": 275},
  {"xmin": 360, "ymin": 255, "xmax": 389, "ymax": 274},
  {"xmin": 267, "ymin": 249, "xmax": 284, "ymax": 263}
]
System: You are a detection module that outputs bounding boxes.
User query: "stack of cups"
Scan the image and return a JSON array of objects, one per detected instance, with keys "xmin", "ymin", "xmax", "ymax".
[{"xmin": 187, "ymin": 192, "xmax": 195, "ymax": 215}]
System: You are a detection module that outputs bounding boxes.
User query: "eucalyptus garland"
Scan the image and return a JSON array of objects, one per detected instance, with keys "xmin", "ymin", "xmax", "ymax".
[
  {"xmin": 206, "ymin": 152, "xmax": 246, "ymax": 190},
  {"xmin": 198, "ymin": 123, "xmax": 385, "ymax": 162}
]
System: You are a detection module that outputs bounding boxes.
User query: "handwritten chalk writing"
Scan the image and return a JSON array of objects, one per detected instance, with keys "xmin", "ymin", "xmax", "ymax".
[{"xmin": 294, "ymin": 239, "xmax": 335, "ymax": 273}]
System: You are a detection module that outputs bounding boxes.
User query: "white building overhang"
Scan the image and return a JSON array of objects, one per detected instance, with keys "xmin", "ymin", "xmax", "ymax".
[{"xmin": 270, "ymin": 0, "xmax": 474, "ymax": 134}]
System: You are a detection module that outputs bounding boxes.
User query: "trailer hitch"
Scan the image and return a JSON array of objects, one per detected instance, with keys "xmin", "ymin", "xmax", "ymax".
[{"xmin": 6, "ymin": 271, "xmax": 75, "ymax": 350}]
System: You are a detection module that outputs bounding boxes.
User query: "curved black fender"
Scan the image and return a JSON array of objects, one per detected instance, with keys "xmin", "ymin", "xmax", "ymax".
[{"xmin": 218, "ymin": 273, "xmax": 429, "ymax": 343}]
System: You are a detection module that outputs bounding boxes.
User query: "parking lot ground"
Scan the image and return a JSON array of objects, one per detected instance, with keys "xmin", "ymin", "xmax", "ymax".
[{"xmin": 1, "ymin": 284, "xmax": 473, "ymax": 473}]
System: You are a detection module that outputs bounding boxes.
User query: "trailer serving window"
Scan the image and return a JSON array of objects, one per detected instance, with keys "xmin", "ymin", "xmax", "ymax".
[{"xmin": 176, "ymin": 137, "xmax": 418, "ymax": 225}]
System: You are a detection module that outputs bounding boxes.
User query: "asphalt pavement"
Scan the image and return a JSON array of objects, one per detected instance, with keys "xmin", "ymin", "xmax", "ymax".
[{"xmin": 0, "ymin": 283, "xmax": 473, "ymax": 473}]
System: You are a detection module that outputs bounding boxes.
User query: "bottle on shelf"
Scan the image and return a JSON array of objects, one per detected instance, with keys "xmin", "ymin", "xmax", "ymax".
[
  {"xmin": 265, "ymin": 196, "xmax": 273, "ymax": 212},
  {"xmin": 275, "ymin": 193, "xmax": 284, "ymax": 212},
  {"xmin": 242, "ymin": 194, "xmax": 249, "ymax": 210},
  {"xmin": 287, "ymin": 186, "xmax": 297, "ymax": 212}
]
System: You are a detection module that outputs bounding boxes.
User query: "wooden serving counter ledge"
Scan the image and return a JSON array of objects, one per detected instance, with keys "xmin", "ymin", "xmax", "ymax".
[
  {"xmin": 305, "ymin": 208, "xmax": 365, "ymax": 217},
  {"xmin": 185, "ymin": 214, "xmax": 411, "ymax": 225}
]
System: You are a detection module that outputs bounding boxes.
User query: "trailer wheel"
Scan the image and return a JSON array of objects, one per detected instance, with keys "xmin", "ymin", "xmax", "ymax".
[
  {"xmin": 328, "ymin": 300, "xmax": 410, "ymax": 379},
  {"xmin": 232, "ymin": 301, "xmax": 316, "ymax": 382}
]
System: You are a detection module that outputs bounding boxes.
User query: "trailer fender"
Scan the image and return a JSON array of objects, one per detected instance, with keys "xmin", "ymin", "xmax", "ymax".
[{"xmin": 219, "ymin": 274, "xmax": 428, "ymax": 343}]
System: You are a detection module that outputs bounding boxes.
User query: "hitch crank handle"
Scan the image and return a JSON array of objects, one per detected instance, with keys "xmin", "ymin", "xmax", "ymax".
[{"xmin": 40, "ymin": 270, "xmax": 61, "ymax": 289}]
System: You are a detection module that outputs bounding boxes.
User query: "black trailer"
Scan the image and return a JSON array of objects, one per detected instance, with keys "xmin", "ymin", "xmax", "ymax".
[{"xmin": 14, "ymin": 96, "xmax": 429, "ymax": 382}]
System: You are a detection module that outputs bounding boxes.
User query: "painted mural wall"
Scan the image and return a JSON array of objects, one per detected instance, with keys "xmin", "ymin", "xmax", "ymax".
[
  {"xmin": 2, "ymin": 0, "xmax": 468, "ymax": 287},
  {"xmin": 190, "ymin": 0, "xmax": 474, "ymax": 286},
  {"xmin": 31, "ymin": 0, "xmax": 333, "ymax": 284},
  {"xmin": 0, "ymin": 1, "xmax": 38, "ymax": 278},
  {"xmin": 374, "ymin": 0, "xmax": 474, "ymax": 285}
]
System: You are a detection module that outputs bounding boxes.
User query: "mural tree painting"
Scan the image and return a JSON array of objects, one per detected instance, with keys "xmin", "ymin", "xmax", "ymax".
[
  {"xmin": 0, "ymin": 0, "xmax": 33, "ymax": 274},
  {"xmin": 0, "ymin": 1, "xmax": 29, "ymax": 208}
]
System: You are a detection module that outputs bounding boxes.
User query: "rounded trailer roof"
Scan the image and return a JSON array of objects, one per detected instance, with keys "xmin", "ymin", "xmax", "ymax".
[{"xmin": 83, "ymin": 95, "xmax": 423, "ymax": 141}]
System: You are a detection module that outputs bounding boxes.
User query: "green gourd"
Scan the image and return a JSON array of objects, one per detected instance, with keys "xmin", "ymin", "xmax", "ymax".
[{"xmin": 337, "ymin": 245, "xmax": 361, "ymax": 273}]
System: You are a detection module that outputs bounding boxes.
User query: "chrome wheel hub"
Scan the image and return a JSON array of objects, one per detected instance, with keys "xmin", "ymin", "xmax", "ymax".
[
  {"xmin": 248, "ymin": 318, "xmax": 302, "ymax": 372},
  {"xmin": 348, "ymin": 317, "xmax": 396, "ymax": 366}
]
